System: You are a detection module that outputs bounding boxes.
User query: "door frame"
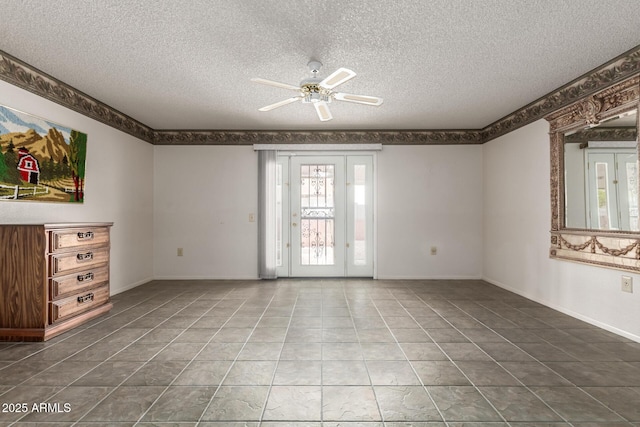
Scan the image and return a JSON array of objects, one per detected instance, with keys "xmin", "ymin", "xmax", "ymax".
[{"xmin": 276, "ymin": 151, "xmax": 377, "ymax": 278}]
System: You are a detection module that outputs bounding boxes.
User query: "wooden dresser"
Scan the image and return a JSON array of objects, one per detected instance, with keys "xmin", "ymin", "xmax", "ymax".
[{"xmin": 0, "ymin": 223, "xmax": 113, "ymax": 341}]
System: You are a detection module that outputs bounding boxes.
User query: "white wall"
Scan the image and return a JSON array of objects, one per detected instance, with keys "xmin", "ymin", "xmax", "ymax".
[
  {"xmin": 376, "ymin": 145, "xmax": 483, "ymax": 279},
  {"xmin": 483, "ymin": 119, "xmax": 640, "ymax": 341},
  {"xmin": 0, "ymin": 81, "xmax": 154, "ymax": 294},
  {"xmin": 153, "ymin": 146, "xmax": 259, "ymax": 279},
  {"xmin": 153, "ymin": 145, "xmax": 484, "ymax": 280}
]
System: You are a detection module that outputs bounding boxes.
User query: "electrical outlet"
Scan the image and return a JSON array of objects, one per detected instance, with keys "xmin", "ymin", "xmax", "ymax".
[
  {"xmin": 621, "ymin": 276, "xmax": 633, "ymax": 293},
  {"xmin": 430, "ymin": 246, "xmax": 437, "ymax": 255},
  {"xmin": 177, "ymin": 247, "xmax": 183, "ymax": 257}
]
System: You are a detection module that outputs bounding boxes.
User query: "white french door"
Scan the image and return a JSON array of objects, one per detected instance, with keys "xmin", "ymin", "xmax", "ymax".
[
  {"xmin": 291, "ymin": 156, "xmax": 345, "ymax": 276},
  {"xmin": 276, "ymin": 154, "xmax": 374, "ymax": 277}
]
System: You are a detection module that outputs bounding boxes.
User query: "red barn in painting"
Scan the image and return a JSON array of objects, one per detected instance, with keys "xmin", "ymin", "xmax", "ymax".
[{"xmin": 17, "ymin": 147, "xmax": 40, "ymax": 184}]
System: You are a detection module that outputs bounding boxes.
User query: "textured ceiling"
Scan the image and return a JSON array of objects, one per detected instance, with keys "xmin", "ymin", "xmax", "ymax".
[{"xmin": 1, "ymin": 0, "xmax": 640, "ymax": 131}]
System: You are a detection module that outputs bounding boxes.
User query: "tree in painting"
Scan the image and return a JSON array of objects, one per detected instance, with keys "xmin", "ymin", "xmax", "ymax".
[
  {"xmin": 0, "ymin": 139, "xmax": 22, "ymax": 184},
  {"xmin": 68, "ymin": 130, "xmax": 87, "ymax": 202}
]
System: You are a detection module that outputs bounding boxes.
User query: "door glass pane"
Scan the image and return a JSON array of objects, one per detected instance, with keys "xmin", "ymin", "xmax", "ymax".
[
  {"xmin": 300, "ymin": 164, "xmax": 335, "ymax": 265},
  {"xmin": 627, "ymin": 162, "xmax": 639, "ymax": 231},
  {"xmin": 353, "ymin": 164, "xmax": 366, "ymax": 265},
  {"xmin": 596, "ymin": 162, "xmax": 611, "ymax": 229},
  {"xmin": 276, "ymin": 163, "xmax": 283, "ymax": 267}
]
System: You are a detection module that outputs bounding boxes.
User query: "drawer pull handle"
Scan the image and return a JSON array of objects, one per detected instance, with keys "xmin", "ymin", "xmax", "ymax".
[
  {"xmin": 76, "ymin": 252, "xmax": 94, "ymax": 261},
  {"xmin": 77, "ymin": 231, "xmax": 94, "ymax": 240},
  {"xmin": 77, "ymin": 293, "xmax": 94, "ymax": 303},
  {"xmin": 77, "ymin": 272, "xmax": 94, "ymax": 282}
]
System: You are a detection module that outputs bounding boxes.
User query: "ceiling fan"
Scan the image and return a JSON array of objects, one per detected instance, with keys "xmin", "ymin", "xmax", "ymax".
[{"xmin": 251, "ymin": 61, "xmax": 383, "ymax": 122}]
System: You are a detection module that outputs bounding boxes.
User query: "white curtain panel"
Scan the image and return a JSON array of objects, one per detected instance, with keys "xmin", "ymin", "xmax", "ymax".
[{"xmin": 258, "ymin": 149, "xmax": 277, "ymax": 278}]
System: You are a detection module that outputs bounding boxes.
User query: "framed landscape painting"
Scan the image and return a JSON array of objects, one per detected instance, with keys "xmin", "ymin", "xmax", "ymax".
[{"xmin": 0, "ymin": 104, "xmax": 87, "ymax": 203}]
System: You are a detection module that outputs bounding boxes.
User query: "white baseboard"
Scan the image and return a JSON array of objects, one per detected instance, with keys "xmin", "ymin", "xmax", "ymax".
[
  {"xmin": 483, "ymin": 276, "xmax": 640, "ymax": 344},
  {"xmin": 376, "ymin": 275, "xmax": 483, "ymax": 280},
  {"xmin": 152, "ymin": 275, "xmax": 260, "ymax": 281},
  {"xmin": 110, "ymin": 276, "xmax": 153, "ymax": 296}
]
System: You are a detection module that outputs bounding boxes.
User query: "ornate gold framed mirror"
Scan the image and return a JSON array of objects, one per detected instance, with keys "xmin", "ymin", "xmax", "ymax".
[{"xmin": 547, "ymin": 75, "xmax": 640, "ymax": 271}]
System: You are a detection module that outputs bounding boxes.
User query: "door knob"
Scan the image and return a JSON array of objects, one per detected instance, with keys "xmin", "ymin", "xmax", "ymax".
[{"xmin": 292, "ymin": 222, "xmax": 297, "ymax": 227}]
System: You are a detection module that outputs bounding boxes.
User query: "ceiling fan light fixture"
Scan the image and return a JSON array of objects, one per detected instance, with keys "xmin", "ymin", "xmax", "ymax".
[{"xmin": 307, "ymin": 93, "xmax": 331, "ymax": 103}]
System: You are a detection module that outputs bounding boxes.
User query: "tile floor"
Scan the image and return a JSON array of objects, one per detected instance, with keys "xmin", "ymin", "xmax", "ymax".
[{"xmin": 1, "ymin": 279, "xmax": 640, "ymax": 426}]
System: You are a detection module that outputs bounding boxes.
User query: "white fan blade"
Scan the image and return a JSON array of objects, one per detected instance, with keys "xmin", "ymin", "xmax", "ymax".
[
  {"xmin": 258, "ymin": 96, "xmax": 302, "ymax": 112},
  {"xmin": 334, "ymin": 92, "xmax": 383, "ymax": 106},
  {"xmin": 251, "ymin": 78, "xmax": 301, "ymax": 91},
  {"xmin": 314, "ymin": 101, "xmax": 333, "ymax": 121},
  {"xmin": 319, "ymin": 67, "xmax": 356, "ymax": 90}
]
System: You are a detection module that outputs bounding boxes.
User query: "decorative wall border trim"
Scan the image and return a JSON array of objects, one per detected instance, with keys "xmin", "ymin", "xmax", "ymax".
[
  {"xmin": 0, "ymin": 51, "xmax": 155, "ymax": 143},
  {"xmin": 482, "ymin": 45, "xmax": 640, "ymax": 142},
  {"xmin": 1, "ymin": 45, "xmax": 639, "ymax": 146},
  {"xmin": 253, "ymin": 143, "xmax": 383, "ymax": 151},
  {"xmin": 152, "ymin": 129, "xmax": 483, "ymax": 145}
]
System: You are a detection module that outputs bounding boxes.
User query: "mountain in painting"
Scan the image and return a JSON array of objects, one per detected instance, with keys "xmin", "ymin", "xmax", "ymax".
[
  {"xmin": 0, "ymin": 105, "xmax": 71, "ymax": 141},
  {"xmin": 0, "ymin": 106, "xmax": 71, "ymax": 163},
  {"xmin": 0, "ymin": 128, "xmax": 70, "ymax": 163}
]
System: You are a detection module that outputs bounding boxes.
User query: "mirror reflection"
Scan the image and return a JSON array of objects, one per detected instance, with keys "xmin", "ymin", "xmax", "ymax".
[{"xmin": 564, "ymin": 110, "xmax": 638, "ymax": 231}]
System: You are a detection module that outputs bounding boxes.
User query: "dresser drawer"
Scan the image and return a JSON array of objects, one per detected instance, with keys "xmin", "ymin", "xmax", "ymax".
[
  {"xmin": 49, "ymin": 265, "xmax": 109, "ymax": 300},
  {"xmin": 49, "ymin": 285, "xmax": 110, "ymax": 324},
  {"xmin": 49, "ymin": 247, "xmax": 109, "ymax": 276},
  {"xmin": 50, "ymin": 227, "xmax": 110, "ymax": 253}
]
